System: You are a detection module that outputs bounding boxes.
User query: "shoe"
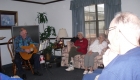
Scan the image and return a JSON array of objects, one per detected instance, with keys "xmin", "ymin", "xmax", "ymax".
[
  {"xmin": 65, "ymin": 66, "xmax": 74, "ymax": 71},
  {"xmin": 34, "ymin": 71, "xmax": 43, "ymax": 76},
  {"xmin": 88, "ymin": 71, "xmax": 93, "ymax": 74},
  {"xmin": 70, "ymin": 59, "xmax": 74, "ymax": 64},
  {"xmin": 21, "ymin": 74, "xmax": 27, "ymax": 80},
  {"xmin": 83, "ymin": 71, "xmax": 88, "ymax": 74}
]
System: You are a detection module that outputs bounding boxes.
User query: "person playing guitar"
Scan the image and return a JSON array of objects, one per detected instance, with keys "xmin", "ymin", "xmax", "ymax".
[{"xmin": 14, "ymin": 28, "xmax": 42, "ymax": 79}]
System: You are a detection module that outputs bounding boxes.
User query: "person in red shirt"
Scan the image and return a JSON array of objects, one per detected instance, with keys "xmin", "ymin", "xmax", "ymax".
[{"xmin": 66, "ymin": 32, "xmax": 88, "ymax": 71}]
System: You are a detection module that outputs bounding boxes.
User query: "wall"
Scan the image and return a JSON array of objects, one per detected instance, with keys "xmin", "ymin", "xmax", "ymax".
[
  {"xmin": 44, "ymin": 0, "xmax": 72, "ymax": 37},
  {"xmin": 121, "ymin": 0, "xmax": 140, "ymax": 18},
  {"xmin": 0, "ymin": 0, "xmax": 44, "ymax": 65}
]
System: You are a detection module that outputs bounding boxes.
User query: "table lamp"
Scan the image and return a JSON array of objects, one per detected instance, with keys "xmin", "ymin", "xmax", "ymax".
[
  {"xmin": 57, "ymin": 28, "xmax": 68, "ymax": 38},
  {"xmin": 57, "ymin": 28, "xmax": 68, "ymax": 47}
]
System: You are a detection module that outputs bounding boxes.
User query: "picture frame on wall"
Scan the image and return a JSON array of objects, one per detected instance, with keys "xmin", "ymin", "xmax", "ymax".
[{"xmin": 0, "ymin": 10, "xmax": 18, "ymax": 29}]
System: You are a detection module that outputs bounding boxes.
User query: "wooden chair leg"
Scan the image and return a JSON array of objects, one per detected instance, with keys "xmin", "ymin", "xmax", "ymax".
[
  {"xmin": 13, "ymin": 63, "xmax": 16, "ymax": 75},
  {"xmin": 27, "ymin": 60, "xmax": 34, "ymax": 74},
  {"xmin": 23, "ymin": 61, "xmax": 29, "ymax": 69}
]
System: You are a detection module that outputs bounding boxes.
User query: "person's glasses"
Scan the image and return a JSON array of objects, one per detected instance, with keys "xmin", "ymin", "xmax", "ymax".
[{"xmin": 109, "ymin": 26, "xmax": 116, "ymax": 31}]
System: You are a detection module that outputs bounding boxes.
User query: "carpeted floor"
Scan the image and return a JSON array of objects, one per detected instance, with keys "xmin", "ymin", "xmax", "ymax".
[{"xmin": 2, "ymin": 65, "xmax": 84, "ymax": 80}]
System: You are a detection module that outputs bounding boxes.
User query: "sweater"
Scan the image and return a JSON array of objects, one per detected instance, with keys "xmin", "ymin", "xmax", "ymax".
[
  {"xmin": 74, "ymin": 38, "xmax": 88, "ymax": 54},
  {"xmin": 89, "ymin": 39, "xmax": 107, "ymax": 55},
  {"xmin": 98, "ymin": 47, "xmax": 140, "ymax": 80}
]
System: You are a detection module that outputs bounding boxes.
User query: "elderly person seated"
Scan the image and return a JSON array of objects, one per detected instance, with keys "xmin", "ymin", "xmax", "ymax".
[
  {"xmin": 65, "ymin": 32, "xmax": 88, "ymax": 71},
  {"xmin": 98, "ymin": 12, "xmax": 140, "ymax": 80},
  {"xmin": 83, "ymin": 33, "xmax": 107, "ymax": 74}
]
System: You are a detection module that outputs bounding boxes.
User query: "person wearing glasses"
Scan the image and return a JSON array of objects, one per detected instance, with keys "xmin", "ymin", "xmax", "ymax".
[
  {"xmin": 98, "ymin": 12, "xmax": 140, "ymax": 80},
  {"xmin": 65, "ymin": 32, "xmax": 88, "ymax": 71},
  {"xmin": 14, "ymin": 28, "xmax": 42, "ymax": 79},
  {"xmin": 83, "ymin": 33, "xmax": 107, "ymax": 74}
]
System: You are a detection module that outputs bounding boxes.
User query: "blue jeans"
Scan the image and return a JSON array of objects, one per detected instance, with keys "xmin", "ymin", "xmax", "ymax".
[{"xmin": 14, "ymin": 53, "xmax": 40, "ymax": 74}]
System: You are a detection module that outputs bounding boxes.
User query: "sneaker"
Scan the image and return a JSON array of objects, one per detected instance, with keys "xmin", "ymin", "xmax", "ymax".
[
  {"xmin": 88, "ymin": 71, "xmax": 93, "ymax": 74},
  {"xmin": 65, "ymin": 66, "xmax": 74, "ymax": 71},
  {"xmin": 70, "ymin": 61, "xmax": 73, "ymax": 65},
  {"xmin": 83, "ymin": 71, "xmax": 88, "ymax": 74}
]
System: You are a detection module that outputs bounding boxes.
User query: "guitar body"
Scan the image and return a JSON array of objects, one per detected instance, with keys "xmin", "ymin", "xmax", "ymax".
[{"xmin": 20, "ymin": 44, "xmax": 38, "ymax": 60}]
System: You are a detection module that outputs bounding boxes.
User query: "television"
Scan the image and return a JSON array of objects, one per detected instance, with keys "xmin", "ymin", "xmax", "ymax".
[{"xmin": 11, "ymin": 25, "xmax": 40, "ymax": 44}]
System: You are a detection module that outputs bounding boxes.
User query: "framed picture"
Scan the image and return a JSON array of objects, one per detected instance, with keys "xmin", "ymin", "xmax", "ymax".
[{"xmin": 0, "ymin": 10, "xmax": 18, "ymax": 29}]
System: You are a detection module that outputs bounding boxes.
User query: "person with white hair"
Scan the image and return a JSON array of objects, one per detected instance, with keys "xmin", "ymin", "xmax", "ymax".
[
  {"xmin": 65, "ymin": 32, "xmax": 88, "ymax": 71},
  {"xmin": 98, "ymin": 12, "xmax": 140, "ymax": 80},
  {"xmin": 83, "ymin": 33, "xmax": 107, "ymax": 74}
]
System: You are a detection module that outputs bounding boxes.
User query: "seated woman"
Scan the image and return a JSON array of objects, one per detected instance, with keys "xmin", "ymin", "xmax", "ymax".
[
  {"xmin": 83, "ymin": 33, "xmax": 107, "ymax": 74},
  {"xmin": 65, "ymin": 32, "xmax": 88, "ymax": 71}
]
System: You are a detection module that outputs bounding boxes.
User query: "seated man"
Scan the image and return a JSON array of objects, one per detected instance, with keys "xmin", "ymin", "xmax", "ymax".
[
  {"xmin": 83, "ymin": 33, "xmax": 107, "ymax": 74},
  {"xmin": 65, "ymin": 32, "xmax": 88, "ymax": 71},
  {"xmin": 14, "ymin": 28, "xmax": 42, "ymax": 79},
  {"xmin": 98, "ymin": 12, "xmax": 140, "ymax": 80}
]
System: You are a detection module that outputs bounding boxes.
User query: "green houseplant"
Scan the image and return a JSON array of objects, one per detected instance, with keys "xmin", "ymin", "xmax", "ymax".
[
  {"xmin": 36, "ymin": 12, "xmax": 48, "ymax": 29},
  {"xmin": 40, "ymin": 26, "xmax": 56, "ymax": 60},
  {"xmin": 36, "ymin": 12, "xmax": 56, "ymax": 60}
]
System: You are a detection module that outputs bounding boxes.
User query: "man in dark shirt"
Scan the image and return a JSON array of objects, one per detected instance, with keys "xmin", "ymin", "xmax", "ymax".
[{"xmin": 14, "ymin": 28, "xmax": 42, "ymax": 79}]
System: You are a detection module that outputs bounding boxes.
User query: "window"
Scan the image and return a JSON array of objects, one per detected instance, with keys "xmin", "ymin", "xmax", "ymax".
[{"xmin": 84, "ymin": 4, "xmax": 104, "ymax": 38}]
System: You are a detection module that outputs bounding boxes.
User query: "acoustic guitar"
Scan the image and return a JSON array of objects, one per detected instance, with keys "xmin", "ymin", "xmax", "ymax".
[{"xmin": 19, "ymin": 44, "xmax": 38, "ymax": 60}]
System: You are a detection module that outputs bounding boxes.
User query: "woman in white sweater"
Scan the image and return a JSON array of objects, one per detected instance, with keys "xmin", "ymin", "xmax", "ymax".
[{"xmin": 83, "ymin": 34, "xmax": 108, "ymax": 74}]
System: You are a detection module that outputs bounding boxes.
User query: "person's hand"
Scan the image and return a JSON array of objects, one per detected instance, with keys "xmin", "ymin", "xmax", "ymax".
[
  {"xmin": 74, "ymin": 45, "xmax": 77, "ymax": 48},
  {"xmin": 25, "ymin": 49, "xmax": 31, "ymax": 53},
  {"xmin": 72, "ymin": 43, "xmax": 77, "ymax": 48},
  {"xmin": 71, "ymin": 42, "xmax": 74, "ymax": 46},
  {"xmin": 88, "ymin": 50, "xmax": 92, "ymax": 55}
]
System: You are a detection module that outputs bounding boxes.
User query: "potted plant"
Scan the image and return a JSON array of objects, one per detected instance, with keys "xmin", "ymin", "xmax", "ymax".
[
  {"xmin": 36, "ymin": 12, "xmax": 48, "ymax": 30},
  {"xmin": 36, "ymin": 12, "xmax": 56, "ymax": 60},
  {"xmin": 40, "ymin": 26, "xmax": 56, "ymax": 60}
]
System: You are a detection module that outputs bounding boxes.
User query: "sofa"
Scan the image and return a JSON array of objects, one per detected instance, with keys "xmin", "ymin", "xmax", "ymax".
[{"xmin": 61, "ymin": 38, "xmax": 108, "ymax": 70}]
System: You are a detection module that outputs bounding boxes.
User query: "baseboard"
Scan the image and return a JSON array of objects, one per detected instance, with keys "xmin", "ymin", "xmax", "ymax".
[{"xmin": 2, "ymin": 63, "xmax": 12, "ymax": 68}]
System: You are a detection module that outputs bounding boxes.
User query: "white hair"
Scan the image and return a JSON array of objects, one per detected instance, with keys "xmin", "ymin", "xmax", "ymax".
[
  {"xmin": 99, "ymin": 33, "xmax": 106, "ymax": 38},
  {"xmin": 103, "ymin": 12, "xmax": 140, "ymax": 67},
  {"xmin": 77, "ymin": 32, "xmax": 84, "ymax": 36},
  {"xmin": 109, "ymin": 12, "xmax": 140, "ymax": 46}
]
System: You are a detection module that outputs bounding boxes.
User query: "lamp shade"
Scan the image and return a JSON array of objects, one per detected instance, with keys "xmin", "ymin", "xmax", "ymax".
[{"xmin": 57, "ymin": 28, "xmax": 68, "ymax": 38}]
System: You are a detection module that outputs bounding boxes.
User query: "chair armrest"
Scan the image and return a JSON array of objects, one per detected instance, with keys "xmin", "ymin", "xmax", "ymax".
[
  {"xmin": 66, "ymin": 41, "xmax": 72, "ymax": 53},
  {"xmin": 95, "ymin": 47, "xmax": 108, "ymax": 60},
  {"xmin": 101, "ymin": 47, "xmax": 108, "ymax": 55}
]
